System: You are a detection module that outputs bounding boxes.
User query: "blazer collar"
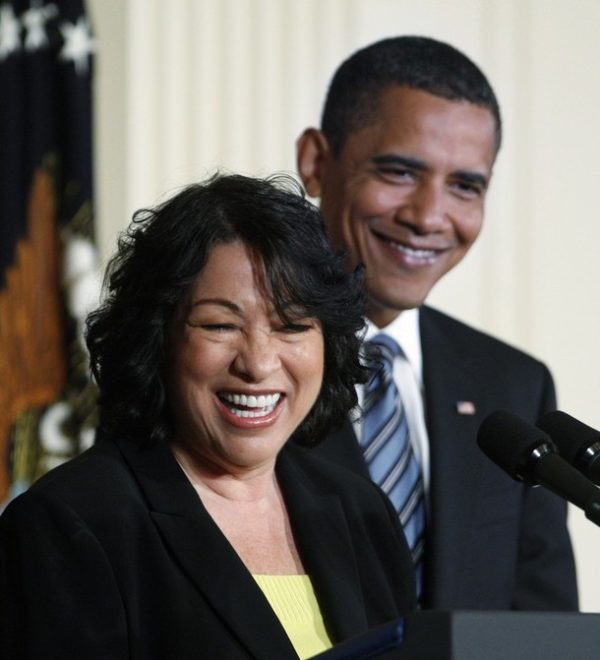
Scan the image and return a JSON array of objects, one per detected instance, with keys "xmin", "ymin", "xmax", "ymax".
[
  {"xmin": 116, "ymin": 437, "xmax": 298, "ymax": 659},
  {"xmin": 116, "ymin": 438, "xmax": 369, "ymax": 653},
  {"xmin": 277, "ymin": 447, "xmax": 370, "ymax": 642}
]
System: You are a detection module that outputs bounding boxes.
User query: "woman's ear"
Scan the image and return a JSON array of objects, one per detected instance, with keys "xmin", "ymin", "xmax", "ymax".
[{"xmin": 296, "ymin": 128, "xmax": 331, "ymax": 199}]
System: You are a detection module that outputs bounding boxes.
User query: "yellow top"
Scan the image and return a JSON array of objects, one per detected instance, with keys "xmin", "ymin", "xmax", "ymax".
[{"xmin": 253, "ymin": 574, "xmax": 333, "ymax": 659}]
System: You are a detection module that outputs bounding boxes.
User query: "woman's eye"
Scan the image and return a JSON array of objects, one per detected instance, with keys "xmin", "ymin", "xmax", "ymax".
[
  {"xmin": 202, "ymin": 323, "xmax": 237, "ymax": 331},
  {"xmin": 278, "ymin": 320, "xmax": 316, "ymax": 333},
  {"xmin": 186, "ymin": 321, "xmax": 237, "ymax": 331}
]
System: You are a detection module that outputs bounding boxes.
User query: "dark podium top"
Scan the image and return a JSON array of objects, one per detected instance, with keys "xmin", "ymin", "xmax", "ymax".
[{"xmin": 313, "ymin": 610, "xmax": 600, "ymax": 660}]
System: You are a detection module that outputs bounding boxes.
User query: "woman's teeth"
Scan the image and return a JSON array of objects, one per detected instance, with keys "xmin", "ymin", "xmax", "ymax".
[{"xmin": 220, "ymin": 392, "xmax": 281, "ymax": 418}]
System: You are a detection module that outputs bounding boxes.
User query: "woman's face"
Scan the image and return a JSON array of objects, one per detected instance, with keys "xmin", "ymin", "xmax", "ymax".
[{"xmin": 168, "ymin": 241, "xmax": 324, "ymax": 474}]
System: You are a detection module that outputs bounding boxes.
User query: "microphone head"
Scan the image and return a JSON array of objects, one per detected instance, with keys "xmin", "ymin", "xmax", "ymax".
[
  {"xmin": 477, "ymin": 410, "xmax": 556, "ymax": 483},
  {"xmin": 537, "ymin": 410, "xmax": 600, "ymax": 485},
  {"xmin": 537, "ymin": 410, "xmax": 600, "ymax": 464}
]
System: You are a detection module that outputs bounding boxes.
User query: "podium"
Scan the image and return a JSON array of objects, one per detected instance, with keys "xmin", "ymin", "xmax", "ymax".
[
  {"xmin": 313, "ymin": 610, "xmax": 600, "ymax": 659},
  {"xmin": 395, "ymin": 610, "xmax": 600, "ymax": 659}
]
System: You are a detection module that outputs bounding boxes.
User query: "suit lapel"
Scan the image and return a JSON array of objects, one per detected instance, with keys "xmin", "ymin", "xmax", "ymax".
[
  {"xmin": 300, "ymin": 419, "xmax": 371, "ymax": 480},
  {"xmin": 116, "ymin": 438, "xmax": 298, "ymax": 660},
  {"xmin": 420, "ymin": 307, "xmax": 487, "ymax": 608},
  {"xmin": 277, "ymin": 448, "xmax": 370, "ymax": 643}
]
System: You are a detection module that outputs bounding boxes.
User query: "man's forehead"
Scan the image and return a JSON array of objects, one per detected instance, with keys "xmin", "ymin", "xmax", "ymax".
[
  {"xmin": 342, "ymin": 86, "xmax": 497, "ymax": 165},
  {"xmin": 365, "ymin": 84, "xmax": 499, "ymax": 152}
]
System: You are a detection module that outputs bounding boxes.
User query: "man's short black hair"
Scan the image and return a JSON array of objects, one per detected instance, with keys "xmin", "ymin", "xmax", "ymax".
[{"xmin": 321, "ymin": 35, "xmax": 502, "ymax": 156}]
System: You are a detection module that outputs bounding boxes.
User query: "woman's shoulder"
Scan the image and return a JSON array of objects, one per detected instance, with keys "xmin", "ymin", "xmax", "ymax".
[{"xmin": 1, "ymin": 438, "xmax": 134, "ymax": 525}]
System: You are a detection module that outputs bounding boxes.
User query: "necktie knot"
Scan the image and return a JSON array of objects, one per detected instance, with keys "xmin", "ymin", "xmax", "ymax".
[
  {"xmin": 368, "ymin": 333, "xmax": 402, "ymax": 362},
  {"xmin": 365, "ymin": 334, "xmax": 401, "ymax": 399}
]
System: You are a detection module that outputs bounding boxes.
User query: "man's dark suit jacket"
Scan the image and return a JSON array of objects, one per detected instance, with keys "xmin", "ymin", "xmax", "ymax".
[
  {"xmin": 0, "ymin": 435, "xmax": 415, "ymax": 659},
  {"xmin": 308, "ymin": 306, "xmax": 578, "ymax": 611}
]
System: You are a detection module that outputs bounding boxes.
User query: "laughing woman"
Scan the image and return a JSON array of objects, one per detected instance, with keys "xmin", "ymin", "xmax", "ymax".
[{"xmin": 0, "ymin": 174, "xmax": 415, "ymax": 659}]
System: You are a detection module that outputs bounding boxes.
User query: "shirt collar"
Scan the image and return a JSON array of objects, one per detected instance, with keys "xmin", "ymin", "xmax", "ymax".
[{"xmin": 364, "ymin": 308, "xmax": 423, "ymax": 384}]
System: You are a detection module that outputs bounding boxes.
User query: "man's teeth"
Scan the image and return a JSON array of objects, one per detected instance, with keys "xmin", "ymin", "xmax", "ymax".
[
  {"xmin": 220, "ymin": 393, "xmax": 281, "ymax": 418},
  {"xmin": 391, "ymin": 242, "xmax": 437, "ymax": 258}
]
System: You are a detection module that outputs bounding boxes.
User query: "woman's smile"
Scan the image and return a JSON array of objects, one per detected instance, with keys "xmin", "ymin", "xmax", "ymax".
[{"xmin": 168, "ymin": 240, "xmax": 324, "ymax": 471}]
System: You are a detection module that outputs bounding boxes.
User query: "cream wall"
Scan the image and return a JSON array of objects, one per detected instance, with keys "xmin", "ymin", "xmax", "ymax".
[{"xmin": 88, "ymin": 0, "xmax": 600, "ymax": 611}]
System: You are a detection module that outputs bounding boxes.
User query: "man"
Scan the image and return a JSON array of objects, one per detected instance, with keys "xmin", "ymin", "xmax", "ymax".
[{"xmin": 296, "ymin": 36, "xmax": 578, "ymax": 610}]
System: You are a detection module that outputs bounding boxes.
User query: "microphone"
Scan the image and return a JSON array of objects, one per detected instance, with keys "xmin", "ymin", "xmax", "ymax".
[
  {"xmin": 477, "ymin": 410, "xmax": 600, "ymax": 526},
  {"xmin": 538, "ymin": 410, "xmax": 600, "ymax": 485}
]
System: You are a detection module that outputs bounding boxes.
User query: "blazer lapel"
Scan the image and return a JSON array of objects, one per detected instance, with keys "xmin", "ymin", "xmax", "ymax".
[
  {"xmin": 277, "ymin": 448, "xmax": 370, "ymax": 643},
  {"xmin": 297, "ymin": 419, "xmax": 371, "ymax": 481},
  {"xmin": 420, "ymin": 308, "xmax": 487, "ymax": 608},
  {"xmin": 116, "ymin": 438, "xmax": 298, "ymax": 660}
]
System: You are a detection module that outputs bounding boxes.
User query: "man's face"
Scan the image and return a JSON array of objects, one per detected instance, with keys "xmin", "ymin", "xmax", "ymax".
[{"xmin": 297, "ymin": 86, "xmax": 497, "ymax": 327}]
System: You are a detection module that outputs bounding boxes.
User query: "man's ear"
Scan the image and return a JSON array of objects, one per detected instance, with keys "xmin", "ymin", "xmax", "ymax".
[{"xmin": 296, "ymin": 128, "xmax": 331, "ymax": 198}]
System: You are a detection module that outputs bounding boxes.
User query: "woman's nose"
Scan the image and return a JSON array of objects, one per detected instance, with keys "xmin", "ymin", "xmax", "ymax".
[{"xmin": 232, "ymin": 332, "xmax": 281, "ymax": 381}]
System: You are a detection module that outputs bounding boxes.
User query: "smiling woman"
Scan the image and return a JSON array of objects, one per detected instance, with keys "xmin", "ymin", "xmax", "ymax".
[
  {"xmin": 0, "ymin": 173, "xmax": 416, "ymax": 659},
  {"xmin": 167, "ymin": 240, "xmax": 326, "ymax": 478}
]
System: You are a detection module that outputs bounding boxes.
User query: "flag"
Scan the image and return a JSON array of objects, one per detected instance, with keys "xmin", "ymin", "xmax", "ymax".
[
  {"xmin": 0, "ymin": 0, "xmax": 100, "ymax": 505},
  {"xmin": 456, "ymin": 400, "xmax": 476, "ymax": 416}
]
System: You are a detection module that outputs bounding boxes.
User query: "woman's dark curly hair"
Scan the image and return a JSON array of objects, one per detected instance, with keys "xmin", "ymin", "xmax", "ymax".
[{"xmin": 86, "ymin": 173, "xmax": 367, "ymax": 446}]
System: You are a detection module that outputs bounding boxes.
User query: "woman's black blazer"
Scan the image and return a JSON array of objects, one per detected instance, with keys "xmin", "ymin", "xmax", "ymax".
[{"xmin": 0, "ymin": 435, "xmax": 415, "ymax": 659}]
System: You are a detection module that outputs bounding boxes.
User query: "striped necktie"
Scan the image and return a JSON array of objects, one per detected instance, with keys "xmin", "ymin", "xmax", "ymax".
[{"xmin": 361, "ymin": 333, "xmax": 426, "ymax": 598}]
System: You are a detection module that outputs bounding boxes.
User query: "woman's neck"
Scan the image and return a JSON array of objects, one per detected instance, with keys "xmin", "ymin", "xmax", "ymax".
[
  {"xmin": 172, "ymin": 442, "xmax": 304, "ymax": 574},
  {"xmin": 171, "ymin": 442, "xmax": 278, "ymax": 503}
]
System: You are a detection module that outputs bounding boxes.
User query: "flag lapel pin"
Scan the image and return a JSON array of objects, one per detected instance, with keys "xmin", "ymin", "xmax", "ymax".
[{"xmin": 456, "ymin": 400, "xmax": 476, "ymax": 415}]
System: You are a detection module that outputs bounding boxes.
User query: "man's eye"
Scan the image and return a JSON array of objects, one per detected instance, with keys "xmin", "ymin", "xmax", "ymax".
[
  {"xmin": 451, "ymin": 180, "xmax": 484, "ymax": 198},
  {"xmin": 378, "ymin": 166, "xmax": 415, "ymax": 180}
]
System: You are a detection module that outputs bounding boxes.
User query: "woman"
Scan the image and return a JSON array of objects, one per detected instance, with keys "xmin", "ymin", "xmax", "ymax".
[{"xmin": 0, "ymin": 174, "xmax": 415, "ymax": 659}]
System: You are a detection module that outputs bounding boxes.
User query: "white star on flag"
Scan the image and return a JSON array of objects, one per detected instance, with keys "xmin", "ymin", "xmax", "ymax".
[
  {"xmin": 23, "ymin": 2, "xmax": 58, "ymax": 52},
  {"xmin": 0, "ymin": 3, "xmax": 21, "ymax": 60},
  {"xmin": 59, "ymin": 14, "xmax": 95, "ymax": 75}
]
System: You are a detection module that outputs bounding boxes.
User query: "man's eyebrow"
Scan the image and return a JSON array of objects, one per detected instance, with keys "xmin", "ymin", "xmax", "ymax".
[
  {"xmin": 372, "ymin": 154, "xmax": 428, "ymax": 171},
  {"xmin": 373, "ymin": 154, "xmax": 489, "ymax": 188}
]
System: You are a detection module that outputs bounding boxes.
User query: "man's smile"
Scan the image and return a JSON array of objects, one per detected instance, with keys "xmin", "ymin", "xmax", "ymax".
[{"xmin": 370, "ymin": 228, "xmax": 449, "ymax": 267}]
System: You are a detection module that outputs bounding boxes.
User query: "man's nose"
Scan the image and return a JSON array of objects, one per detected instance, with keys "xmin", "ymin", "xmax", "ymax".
[
  {"xmin": 395, "ymin": 181, "xmax": 447, "ymax": 234},
  {"xmin": 232, "ymin": 332, "xmax": 281, "ymax": 381}
]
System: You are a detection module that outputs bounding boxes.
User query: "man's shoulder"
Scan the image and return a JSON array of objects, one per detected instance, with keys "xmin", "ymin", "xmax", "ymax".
[{"xmin": 420, "ymin": 305, "xmax": 548, "ymax": 369}]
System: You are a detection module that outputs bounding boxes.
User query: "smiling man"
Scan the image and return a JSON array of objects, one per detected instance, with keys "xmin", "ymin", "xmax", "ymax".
[{"xmin": 296, "ymin": 36, "xmax": 578, "ymax": 611}]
